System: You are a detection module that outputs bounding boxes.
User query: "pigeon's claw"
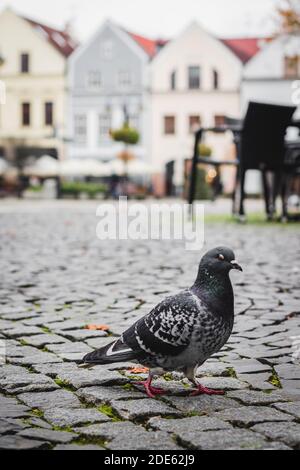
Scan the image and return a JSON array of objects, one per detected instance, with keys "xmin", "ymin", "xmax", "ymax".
[
  {"xmin": 191, "ymin": 384, "xmax": 225, "ymax": 396},
  {"xmin": 133, "ymin": 379, "xmax": 167, "ymax": 398}
]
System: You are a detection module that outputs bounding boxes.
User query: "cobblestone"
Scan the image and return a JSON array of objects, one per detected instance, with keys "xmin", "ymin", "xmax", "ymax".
[{"xmin": 0, "ymin": 200, "xmax": 299, "ymax": 450}]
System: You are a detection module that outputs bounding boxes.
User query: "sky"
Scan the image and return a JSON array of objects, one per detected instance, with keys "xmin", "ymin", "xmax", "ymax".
[{"xmin": 0, "ymin": 0, "xmax": 281, "ymax": 40}]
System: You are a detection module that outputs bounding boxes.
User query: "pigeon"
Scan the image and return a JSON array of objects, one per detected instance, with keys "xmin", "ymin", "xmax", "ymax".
[{"xmin": 80, "ymin": 247, "xmax": 242, "ymax": 398}]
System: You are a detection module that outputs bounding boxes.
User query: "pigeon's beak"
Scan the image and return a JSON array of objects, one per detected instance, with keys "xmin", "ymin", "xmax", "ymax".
[{"xmin": 230, "ymin": 260, "xmax": 243, "ymax": 272}]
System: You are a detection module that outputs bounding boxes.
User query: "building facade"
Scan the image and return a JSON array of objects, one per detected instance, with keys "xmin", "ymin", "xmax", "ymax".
[
  {"xmin": 0, "ymin": 8, "xmax": 76, "ymax": 163},
  {"xmin": 242, "ymin": 34, "xmax": 300, "ymax": 113},
  {"xmin": 149, "ymin": 22, "xmax": 264, "ymax": 194},
  {"xmin": 68, "ymin": 20, "xmax": 164, "ymax": 163}
]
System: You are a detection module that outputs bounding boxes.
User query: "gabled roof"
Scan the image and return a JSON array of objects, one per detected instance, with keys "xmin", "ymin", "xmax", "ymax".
[
  {"xmin": 128, "ymin": 31, "xmax": 168, "ymax": 58},
  {"xmin": 221, "ymin": 38, "xmax": 267, "ymax": 64},
  {"xmin": 24, "ymin": 16, "xmax": 78, "ymax": 58}
]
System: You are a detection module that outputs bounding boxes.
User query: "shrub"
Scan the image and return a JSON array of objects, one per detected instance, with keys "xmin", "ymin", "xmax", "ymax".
[
  {"xmin": 61, "ymin": 182, "xmax": 107, "ymax": 199},
  {"xmin": 110, "ymin": 124, "xmax": 140, "ymax": 145}
]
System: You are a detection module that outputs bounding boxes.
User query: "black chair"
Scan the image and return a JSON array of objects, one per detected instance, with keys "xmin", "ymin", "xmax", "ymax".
[{"xmin": 189, "ymin": 102, "xmax": 296, "ymax": 219}]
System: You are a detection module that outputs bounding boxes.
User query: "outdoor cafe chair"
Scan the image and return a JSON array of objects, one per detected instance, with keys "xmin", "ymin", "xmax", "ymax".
[{"xmin": 188, "ymin": 102, "xmax": 297, "ymax": 221}]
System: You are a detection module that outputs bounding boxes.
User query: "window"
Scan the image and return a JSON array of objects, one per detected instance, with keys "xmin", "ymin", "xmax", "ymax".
[
  {"xmin": 87, "ymin": 71, "xmax": 102, "ymax": 89},
  {"xmin": 189, "ymin": 115, "xmax": 201, "ymax": 133},
  {"xmin": 129, "ymin": 114, "xmax": 140, "ymax": 131},
  {"xmin": 284, "ymin": 56, "xmax": 299, "ymax": 79},
  {"xmin": 170, "ymin": 70, "xmax": 177, "ymax": 90},
  {"xmin": 118, "ymin": 71, "xmax": 132, "ymax": 89},
  {"xmin": 214, "ymin": 115, "xmax": 226, "ymax": 127},
  {"xmin": 164, "ymin": 116, "xmax": 176, "ymax": 135},
  {"xmin": 188, "ymin": 66, "xmax": 201, "ymax": 89},
  {"xmin": 74, "ymin": 114, "xmax": 87, "ymax": 145},
  {"xmin": 213, "ymin": 69, "xmax": 219, "ymax": 90},
  {"xmin": 20, "ymin": 53, "xmax": 30, "ymax": 73},
  {"xmin": 102, "ymin": 40, "xmax": 113, "ymax": 60},
  {"xmin": 99, "ymin": 113, "xmax": 112, "ymax": 141},
  {"xmin": 22, "ymin": 103, "xmax": 30, "ymax": 126},
  {"xmin": 45, "ymin": 102, "xmax": 53, "ymax": 126}
]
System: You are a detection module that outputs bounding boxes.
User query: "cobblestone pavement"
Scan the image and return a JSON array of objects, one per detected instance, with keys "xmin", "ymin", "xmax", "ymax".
[{"xmin": 0, "ymin": 200, "xmax": 299, "ymax": 450}]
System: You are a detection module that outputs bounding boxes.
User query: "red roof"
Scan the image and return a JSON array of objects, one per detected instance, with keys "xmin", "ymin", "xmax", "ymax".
[
  {"xmin": 221, "ymin": 38, "xmax": 265, "ymax": 64},
  {"xmin": 128, "ymin": 31, "xmax": 168, "ymax": 58},
  {"xmin": 24, "ymin": 16, "xmax": 78, "ymax": 58}
]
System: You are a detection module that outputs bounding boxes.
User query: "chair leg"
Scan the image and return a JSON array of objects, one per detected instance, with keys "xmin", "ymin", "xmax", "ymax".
[
  {"xmin": 238, "ymin": 168, "xmax": 246, "ymax": 218},
  {"xmin": 281, "ymin": 173, "xmax": 289, "ymax": 222},
  {"xmin": 262, "ymin": 170, "xmax": 271, "ymax": 218},
  {"xmin": 232, "ymin": 166, "xmax": 240, "ymax": 216}
]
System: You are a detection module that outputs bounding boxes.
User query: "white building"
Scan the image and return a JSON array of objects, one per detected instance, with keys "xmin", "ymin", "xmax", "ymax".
[
  {"xmin": 242, "ymin": 34, "xmax": 300, "ymax": 113},
  {"xmin": 149, "ymin": 22, "xmax": 264, "ymax": 194}
]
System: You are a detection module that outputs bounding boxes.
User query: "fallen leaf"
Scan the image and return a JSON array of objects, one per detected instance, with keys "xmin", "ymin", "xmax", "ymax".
[
  {"xmin": 85, "ymin": 324, "xmax": 110, "ymax": 332},
  {"xmin": 128, "ymin": 367, "xmax": 149, "ymax": 374}
]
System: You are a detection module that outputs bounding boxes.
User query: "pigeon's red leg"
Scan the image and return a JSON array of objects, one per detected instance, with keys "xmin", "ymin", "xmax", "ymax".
[
  {"xmin": 191, "ymin": 383, "xmax": 225, "ymax": 396},
  {"xmin": 133, "ymin": 374, "xmax": 166, "ymax": 398}
]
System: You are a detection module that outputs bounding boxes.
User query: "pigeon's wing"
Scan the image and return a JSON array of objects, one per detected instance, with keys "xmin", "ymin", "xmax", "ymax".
[{"xmin": 122, "ymin": 290, "xmax": 199, "ymax": 357}]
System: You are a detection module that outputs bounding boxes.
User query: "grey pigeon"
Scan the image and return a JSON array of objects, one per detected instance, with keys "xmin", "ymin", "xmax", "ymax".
[{"xmin": 80, "ymin": 247, "xmax": 242, "ymax": 398}]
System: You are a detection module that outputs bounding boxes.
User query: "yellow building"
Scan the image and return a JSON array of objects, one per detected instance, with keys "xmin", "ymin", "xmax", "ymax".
[{"xmin": 0, "ymin": 8, "xmax": 77, "ymax": 163}]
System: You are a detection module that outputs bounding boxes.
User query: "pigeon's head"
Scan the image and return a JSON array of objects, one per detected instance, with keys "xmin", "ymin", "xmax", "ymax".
[{"xmin": 200, "ymin": 247, "xmax": 243, "ymax": 275}]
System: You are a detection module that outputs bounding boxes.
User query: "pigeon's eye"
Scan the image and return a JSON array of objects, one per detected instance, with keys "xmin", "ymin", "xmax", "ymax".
[{"xmin": 218, "ymin": 254, "xmax": 225, "ymax": 261}]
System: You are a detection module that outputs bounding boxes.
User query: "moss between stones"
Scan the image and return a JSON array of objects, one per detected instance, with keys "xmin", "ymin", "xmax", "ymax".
[
  {"xmin": 31, "ymin": 409, "xmax": 44, "ymax": 418},
  {"xmin": 72, "ymin": 436, "xmax": 107, "ymax": 448},
  {"xmin": 54, "ymin": 377, "xmax": 76, "ymax": 392},
  {"xmin": 98, "ymin": 404, "xmax": 122, "ymax": 422},
  {"xmin": 41, "ymin": 327, "xmax": 51, "ymax": 334},
  {"xmin": 268, "ymin": 369, "xmax": 282, "ymax": 389},
  {"xmin": 224, "ymin": 367, "xmax": 237, "ymax": 379}
]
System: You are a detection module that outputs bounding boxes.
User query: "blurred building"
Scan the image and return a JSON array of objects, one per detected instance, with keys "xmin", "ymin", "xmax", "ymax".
[
  {"xmin": 149, "ymin": 22, "xmax": 264, "ymax": 195},
  {"xmin": 242, "ymin": 34, "xmax": 300, "ymax": 112},
  {"xmin": 0, "ymin": 8, "xmax": 77, "ymax": 164},
  {"xmin": 68, "ymin": 20, "xmax": 165, "ymax": 163},
  {"xmin": 242, "ymin": 34, "xmax": 300, "ymax": 193}
]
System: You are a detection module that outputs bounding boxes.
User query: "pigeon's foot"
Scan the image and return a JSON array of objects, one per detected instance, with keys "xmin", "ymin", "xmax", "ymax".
[
  {"xmin": 133, "ymin": 380, "xmax": 167, "ymax": 398},
  {"xmin": 191, "ymin": 384, "xmax": 225, "ymax": 396}
]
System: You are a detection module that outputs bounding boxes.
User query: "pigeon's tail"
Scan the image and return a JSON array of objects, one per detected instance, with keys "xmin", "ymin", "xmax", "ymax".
[{"xmin": 80, "ymin": 338, "xmax": 137, "ymax": 366}]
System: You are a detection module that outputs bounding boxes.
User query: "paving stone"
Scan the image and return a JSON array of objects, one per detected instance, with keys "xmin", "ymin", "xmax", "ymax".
[
  {"xmin": 55, "ymin": 368, "xmax": 127, "ymax": 389},
  {"xmin": 18, "ymin": 390, "xmax": 81, "ymax": 411},
  {"xmin": 227, "ymin": 390, "xmax": 289, "ymax": 406},
  {"xmin": 3, "ymin": 326, "xmax": 44, "ymax": 338},
  {"xmin": 213, "ymin": 406, "xmax": 295, "ymax": 426},
  {"xmin": 75, "ymin": 422, "xmax": 181, "ymax": 450},
  {"xmin": 0, "ymin": 435, "xmax": 50, "ymax": 450},
  {"xmin": 110, "ymin": 399, "xmax": 183, "ymax": 420},
  {"xmin": 165, "ymin": 395, "xmax": 241, "ymax": 414},
  {"xmin": 0, "ymin": 418, "xmax": 27, "ymax": 435},
  {"xmin": 19, "ymin": 334, "xmax": 68, "ymax": 348},
  {"xmin": 19, "ymin": 428, "xmax": 76, "ymax": 444},
  {"xmin": 57, "ymin": 329, "xmax": 108, "ymax": 341},
  {"xmin": 199, "ymin": 377, "xmax": 249, "ymax": 390},
  {"xmin": 252, "ymin": 422, "xmax": 300, "ymax": 449},
  {"xmin": 44, "ymin": 408, "xmax": 111, "ymax": 428},
  {"xmin": 0, "ymin": 365, "xmax": 58, "ymax": 394},
  {"xmin": 272, "ymin": 402, "xmax": 300, "ymax": 419},
  {"xmin": 149, "ymin": 416, "xmax": 231, "ymax": 435},
  {"xmin": 76, "ymin": 386, "xmax": 145, "ymax": 404}
]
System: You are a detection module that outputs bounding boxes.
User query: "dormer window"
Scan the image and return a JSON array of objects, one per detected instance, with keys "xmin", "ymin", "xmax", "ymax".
[{"xmin": 102, "ymin": 40, "xmax": 113, "ymax": 60}]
